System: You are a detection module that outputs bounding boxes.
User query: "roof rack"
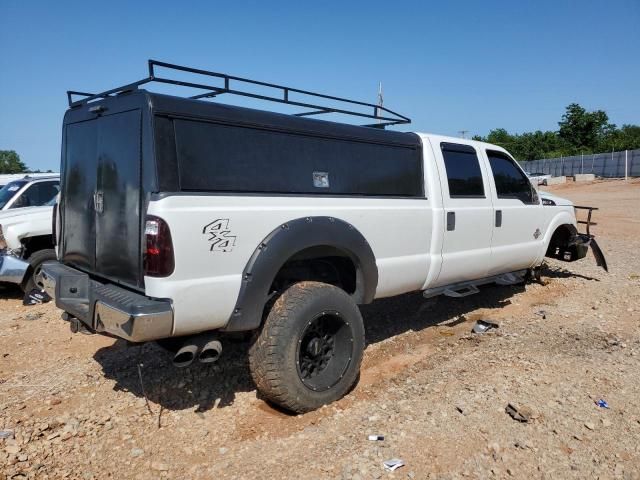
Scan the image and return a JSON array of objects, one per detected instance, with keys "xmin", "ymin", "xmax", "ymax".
[{"xmin": 67, "ymin": 60, "xmax": 411, "ymax": 128}]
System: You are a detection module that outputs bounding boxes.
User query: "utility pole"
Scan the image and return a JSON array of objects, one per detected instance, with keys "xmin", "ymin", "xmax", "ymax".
[
  {"xmin": 458, "ymin": 130, "xmax": 469, "ymax": 139},
  {"xmin": 625, "ymin": 149, "xmax": 628, "ymax": 181}
]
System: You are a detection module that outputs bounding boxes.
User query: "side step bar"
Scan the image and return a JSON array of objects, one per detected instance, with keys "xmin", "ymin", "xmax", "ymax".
[
  {"xmin": 443, "ymin": 285, "xmax": 479, "ymax": 298},
  {"xmin": 423, "ymin": 270, "xmax": 527, "ymax": 299}
]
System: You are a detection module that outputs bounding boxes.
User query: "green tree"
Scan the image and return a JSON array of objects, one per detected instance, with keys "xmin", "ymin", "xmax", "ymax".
[
  {"xmin": 484, "ymin": 128, "xmax": 514, "ymax": 147},
  {"xmin": 475, "ymin": 103, "xmax": 640, "ymax": 162},
  {"xmin": 598, "ymin": 124, "xmax": 640, "ymax": 152},
  {"xmin": 558, "ymin": 103, "xmax": 612, "ymax": 152},
  {"xmin": 474, "ymin": 128, "xmax": 565, "ymax": 160},
  {"xmin": 0, "ymin": 150, "xmax": 28, "ymax": 174},
  {"xmin": 473, "ymin": 128, "xmax": 518, "ymax": 151}
]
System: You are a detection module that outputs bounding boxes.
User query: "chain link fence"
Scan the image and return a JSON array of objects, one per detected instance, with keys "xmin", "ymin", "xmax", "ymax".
[{"xmin": 520, "ymin": 149, "xmax": 640, "ymax": 178}]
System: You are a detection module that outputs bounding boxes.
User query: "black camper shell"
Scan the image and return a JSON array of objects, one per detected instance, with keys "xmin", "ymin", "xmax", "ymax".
[{"xmin": 59, "ymin": 65, "xmax": 423, "ymax": 293}]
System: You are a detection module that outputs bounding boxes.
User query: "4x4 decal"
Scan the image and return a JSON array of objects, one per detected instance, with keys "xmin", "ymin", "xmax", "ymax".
[{"xmin": 203, "ymin": 219, "xmax": 237, "ymax": 252}]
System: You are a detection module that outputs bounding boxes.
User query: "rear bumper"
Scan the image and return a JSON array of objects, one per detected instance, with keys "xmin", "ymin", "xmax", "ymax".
[
  {"xmin": 0, "ymin": 253, "xmax": 29, "ymax": 285},
  {"xmin": 40, "ymin": 261, "xmax": 173, "ymax": 342}
]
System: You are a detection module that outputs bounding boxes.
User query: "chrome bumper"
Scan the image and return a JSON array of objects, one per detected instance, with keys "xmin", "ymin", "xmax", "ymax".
[
  {"xmin": 40, "ymin": 261, "xmax": 174, "ymax": 342},
  {"xmin": 0, "ymin": 253, "xmax": 29, "ymax": 284}
]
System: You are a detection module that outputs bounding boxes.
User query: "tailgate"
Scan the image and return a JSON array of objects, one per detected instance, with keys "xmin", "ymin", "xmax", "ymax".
[{"xmin": 61, "ymin": 109, "xmax": 143, "ymax": 288}]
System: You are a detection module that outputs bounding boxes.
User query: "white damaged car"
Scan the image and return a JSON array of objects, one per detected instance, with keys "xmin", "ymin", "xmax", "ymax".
[{"xmin": 0, "ymin": 200, "xmax": 56, "ymax": 292}]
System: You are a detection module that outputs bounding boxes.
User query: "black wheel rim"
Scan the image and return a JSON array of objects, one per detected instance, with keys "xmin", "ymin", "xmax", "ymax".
[{"xmin": 296, "ymin": 311, "xmax": 353, "ymax": 392}]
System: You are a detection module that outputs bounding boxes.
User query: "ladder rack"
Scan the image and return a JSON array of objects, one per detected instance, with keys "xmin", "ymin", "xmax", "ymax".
[{"xmin": 67, "ymin": 60, "xmax": 411, "ymax": 128}]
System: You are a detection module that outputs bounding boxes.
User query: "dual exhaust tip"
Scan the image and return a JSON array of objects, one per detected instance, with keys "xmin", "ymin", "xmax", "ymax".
[{"xmin": 173, "ymin": 338, "xmax": 222, "ymax": 368}]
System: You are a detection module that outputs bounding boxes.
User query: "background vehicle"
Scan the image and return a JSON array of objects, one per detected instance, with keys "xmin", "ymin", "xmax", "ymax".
[
  {"xmin": 526, "ymin": 171, "xmax": 552, "ymax": 186},
  {"xmin": 0, "ymin": 173, "xmax": 59, "ymax": 189},
  {"xmin": 0, "ymin": 199, "xmax": 57, "ymax": 292},
  {"xmin": 42, "ymin": 61, "xmax": 605, "ymax": 413},
  {"xmin": 0, "ymin": 175, "xmax": 60, "ymax": 210}
]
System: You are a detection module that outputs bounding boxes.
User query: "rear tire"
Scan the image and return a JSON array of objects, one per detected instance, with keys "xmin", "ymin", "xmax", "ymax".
[
  {"xmin": 21, "ymin": 249, "xmax": 57, "ymax": 293},
  {"xmin": 249, "ymin": 281, "xmax": 365, "ymax": 413}
]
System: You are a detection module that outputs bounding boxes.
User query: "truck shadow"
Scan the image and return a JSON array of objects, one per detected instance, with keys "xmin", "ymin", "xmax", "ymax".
[
  {"xmin": 542, "ymin": 266, "xmax": 600, "ymax": 282},
  {"xmin": 93, "ymin": 336, "xmax": 254, "ymax": 414},
  {"xmin": 0, "ymin": 284, "xmax": 25, "ymax": 300},
  {"xmin": 93, "ymin": 280, "xmax": 534, "ymax": 413},
  {"xmin": 361, "ymin": 282, "xmax": 524, "ymax": 345}
]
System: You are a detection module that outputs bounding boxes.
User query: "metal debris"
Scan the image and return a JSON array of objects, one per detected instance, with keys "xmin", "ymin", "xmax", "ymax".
[
  {"xmin": 22, "ymin": 288, "xmax": 51, "ymax": 306},
  {"xmin": 472, "ymin": 320, "xmax": 499, "ymax": 334},
  {"xmin": 383, "ymin": 458, "xmax": 404, "ymax": 472}
]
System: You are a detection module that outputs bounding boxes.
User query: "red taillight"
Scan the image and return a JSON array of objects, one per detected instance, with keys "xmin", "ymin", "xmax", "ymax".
[{"xmin": 144, "ymin": 215, "xmax": 175, "ymax": 277}]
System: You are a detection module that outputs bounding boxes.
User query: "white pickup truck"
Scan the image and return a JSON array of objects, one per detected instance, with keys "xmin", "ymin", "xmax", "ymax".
[
  {"xmin": 41, "ymin": 61, "xmax": 607, "ymax": 412},
  {"xmin": 0, "ymin": 202, "xmax": 57, "ymax": 292}
]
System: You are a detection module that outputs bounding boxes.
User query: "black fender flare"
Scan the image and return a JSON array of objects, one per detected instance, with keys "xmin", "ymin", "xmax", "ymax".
[{"xmin": 223, "ymin": 216, "xmax": 378, "ymax": 332}]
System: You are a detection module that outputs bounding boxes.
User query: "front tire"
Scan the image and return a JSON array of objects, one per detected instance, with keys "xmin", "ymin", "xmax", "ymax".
[
  {"xmin": 21, "ymin": 249, "xmax": 57, "ymax": 292},
  {"xmin": 249, "ymin": 281, "xmax": 365, "ymax": 413}
]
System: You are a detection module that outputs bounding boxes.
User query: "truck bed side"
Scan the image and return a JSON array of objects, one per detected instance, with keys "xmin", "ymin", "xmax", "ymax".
[{"xmin": 146, "ymin": 195, "xmax": 434, "ymax": 335}]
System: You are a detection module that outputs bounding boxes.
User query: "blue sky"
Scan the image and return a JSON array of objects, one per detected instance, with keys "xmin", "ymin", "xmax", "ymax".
[{"xmin": 1, "ymin": 0, "xmax": 638, "ymax": 171}]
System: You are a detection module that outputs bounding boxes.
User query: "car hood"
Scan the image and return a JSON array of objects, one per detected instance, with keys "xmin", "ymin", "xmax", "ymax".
[
  {"xmin": 0, "ymin": 205, "xmax": 53, "ymax": 224},
  {"xmin": 539, "ymin": 190, "xmax": 573, "ymax": 206}
]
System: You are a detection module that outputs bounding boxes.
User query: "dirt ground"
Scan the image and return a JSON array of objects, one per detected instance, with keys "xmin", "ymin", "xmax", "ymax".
[{"xmin": 1, "ymin": 179, "xmax": 639, "ymax": 479}]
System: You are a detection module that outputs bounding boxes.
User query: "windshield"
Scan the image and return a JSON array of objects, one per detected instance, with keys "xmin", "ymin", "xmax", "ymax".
[{"xmin": 0, "ymin": 180, "xmax": 27, "ymax": 209}]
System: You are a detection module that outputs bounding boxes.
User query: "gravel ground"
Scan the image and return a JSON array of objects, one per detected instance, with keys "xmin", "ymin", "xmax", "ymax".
[{"xmin": 1, "ymin": 179, "xmax": 639, "ymax": 479}]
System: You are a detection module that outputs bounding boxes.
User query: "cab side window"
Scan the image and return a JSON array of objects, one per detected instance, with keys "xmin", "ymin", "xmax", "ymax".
[
  {"xmin": 440, "ymin": 143, "xmax": 485, "ymax": 198},
  {"xmin": 486, "ymin": 151, "xmax": 537, "ymax": 204},
  {"xmin": 11, "ymin": 181, "xmax": 60, "ymax": 208},
  {"xmin": 37, "ymin": 181, "xmax": 60, "ymax": 204}
]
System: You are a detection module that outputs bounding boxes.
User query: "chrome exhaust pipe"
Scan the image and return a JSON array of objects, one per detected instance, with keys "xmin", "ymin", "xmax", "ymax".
[
  {"xmin": 198, "ymin": 339, "xmax": 222, "ymax": 364},
  {"xmin": 173, "ymin": 344, "xmax": 198, "ymax": 368}
]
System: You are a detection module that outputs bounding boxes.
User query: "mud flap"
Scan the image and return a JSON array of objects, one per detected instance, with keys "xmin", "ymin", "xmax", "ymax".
[
  {"xmin": 574, "ymin": 234, "xmax": 608, "ymax": 272},
  {"xmin": 588, "ymin": 237, "xmax": 608, "ymax": 272}
]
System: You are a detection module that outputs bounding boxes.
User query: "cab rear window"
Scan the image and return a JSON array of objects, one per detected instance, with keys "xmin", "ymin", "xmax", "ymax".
[{"xmin": 440, "ymin": 143, "xmax": 485, "ymax": 198}]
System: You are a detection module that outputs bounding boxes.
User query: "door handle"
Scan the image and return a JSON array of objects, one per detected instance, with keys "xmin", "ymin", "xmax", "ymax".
[
  {"xmin": 447, "ymin": 211, "xmax": 455, "ymax": 231},
  {"xmin": 495, "ymin": 210, "xmax": 502, "ymax": 227},
  {"xmin": 93, "ymin": 190, "xmax": 104, "ymax": 214}
]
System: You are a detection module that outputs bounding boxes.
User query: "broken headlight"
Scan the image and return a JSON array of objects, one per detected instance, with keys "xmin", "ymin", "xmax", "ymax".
[{"xmin": 0, "ymin": 225, "xmax": 6, "ymax": 250}]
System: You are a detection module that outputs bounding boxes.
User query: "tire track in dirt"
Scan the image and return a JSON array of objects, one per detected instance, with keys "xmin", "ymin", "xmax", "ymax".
[{"xmin": 233, "ymin": 275, "xmax": 572, "ymax": 442}]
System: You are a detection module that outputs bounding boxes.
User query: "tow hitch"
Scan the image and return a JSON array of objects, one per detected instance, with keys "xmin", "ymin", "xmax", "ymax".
[
  {"xmin": 572, "ymin": 206, "xmax": 608, "ymax": 271},
  {"xmin": 63, "ymin": 312, "xmax": 95, "ymax": 335}
]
